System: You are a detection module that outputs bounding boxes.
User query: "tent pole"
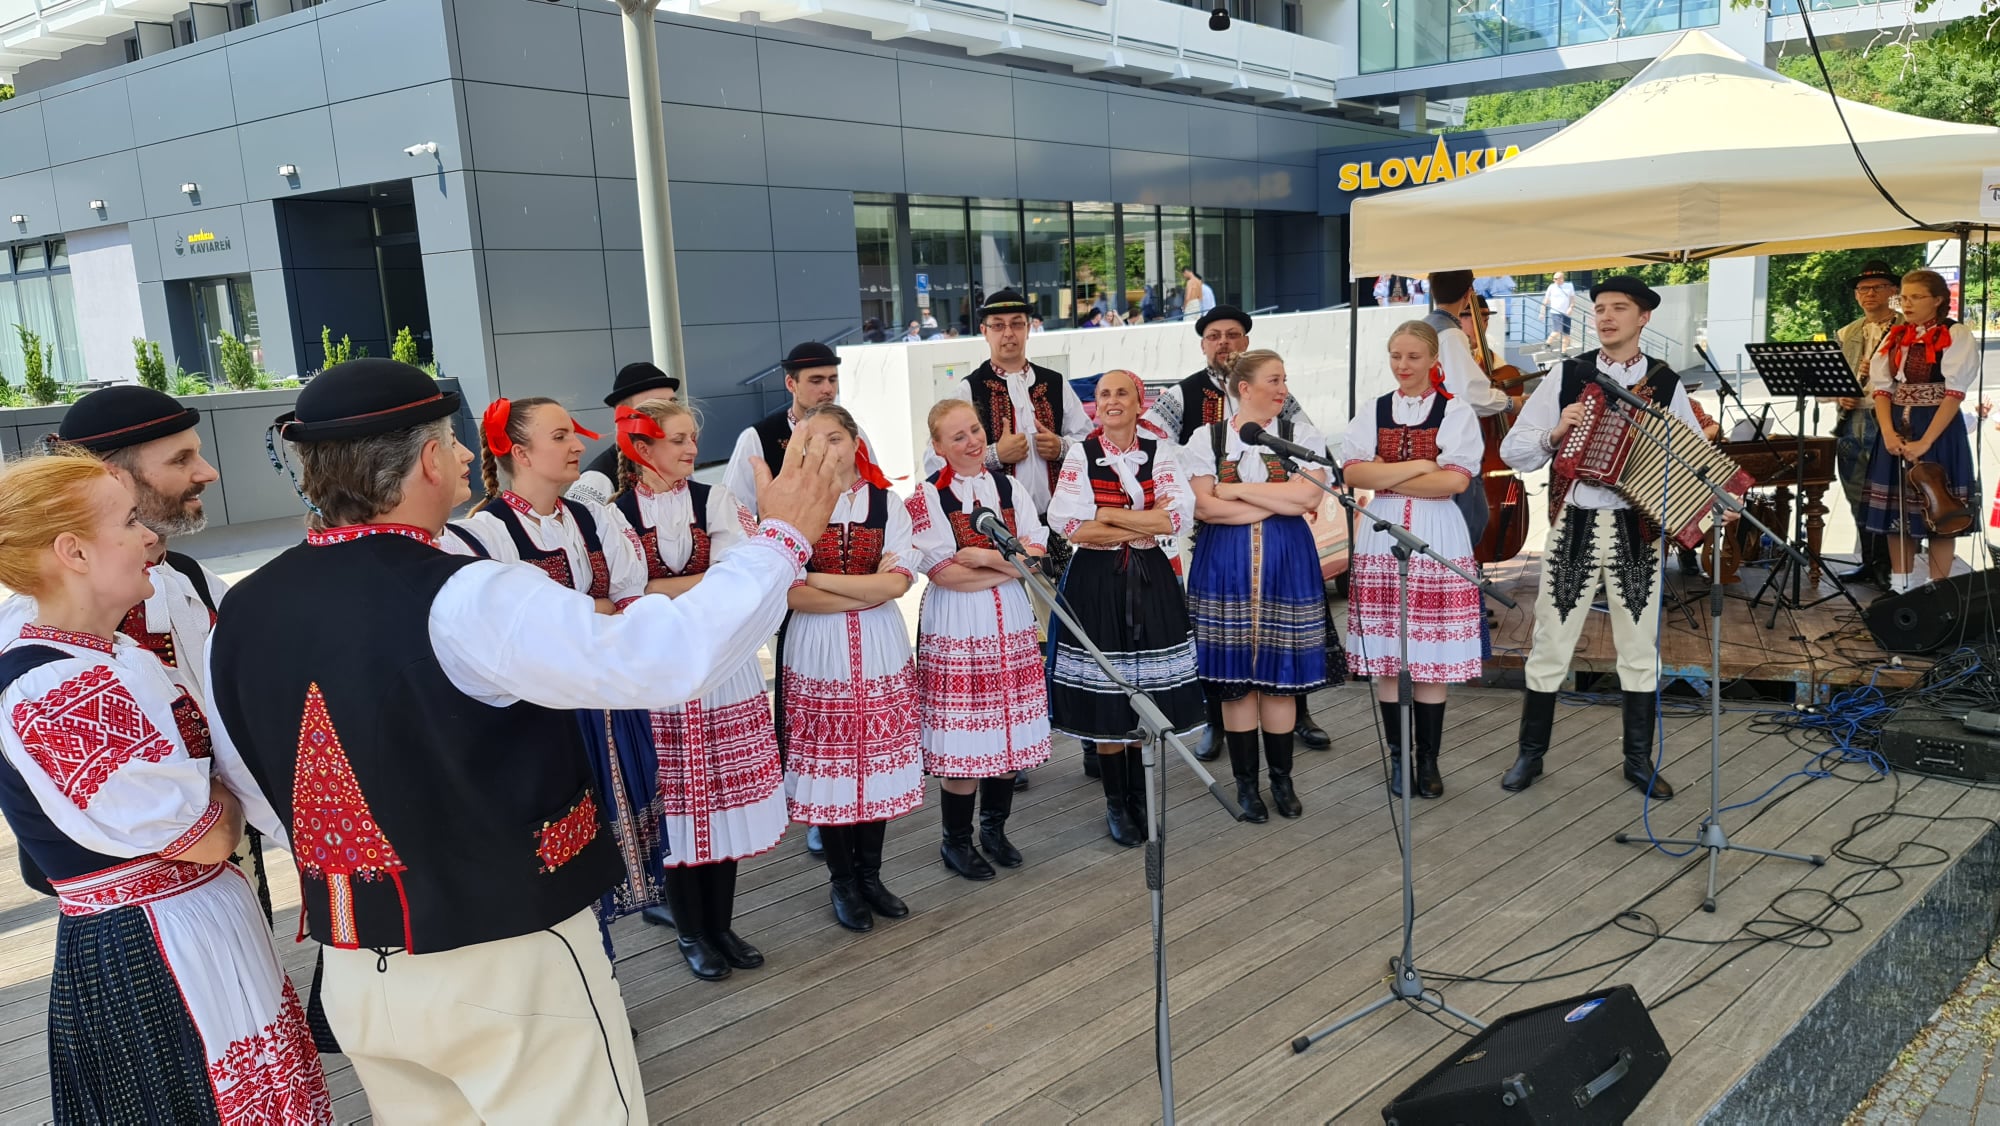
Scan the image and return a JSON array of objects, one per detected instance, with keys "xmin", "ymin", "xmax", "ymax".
[{"xmin": 1978, "ymin": 226, "xmax": 1992, "ymax": 569}]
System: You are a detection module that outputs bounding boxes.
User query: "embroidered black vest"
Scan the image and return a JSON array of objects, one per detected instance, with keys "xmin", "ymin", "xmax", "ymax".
[
  {"xmin": 751, "ymin": 408, "xmax": 793, "ymax": 473},
  {"xmin": 488, "ymin": 498, "xmax": 612, "ymax": 599},
  {"xmin": 1208, "ymin": 418, "xmax": 1293, "ymax": 485},
  {"xmin": 1083, "ymin": 437, "xmax": 1161, "ymax": 512},
  {"xmin": 118, "ymin": 550, "xmax": 217, "ymax": 670},
  {"xmin": 207, "ymin": 533, "xmax": 621, "ymax": 953},
  {"xmin": 616, "ymin": 482, "xmax": 714, "ymax": 580},
  {"xmin": 965, "ymin": 361, "xmax": 1067, "ymax": 493},
  {"xmin": 1172, "ymin": 369, "xmax": 1230, "ymax": 445},
  {"xmin": 1374, "ymin": 393, "xmax": 1449, "ymax": 464},
  {"xmin": 929, "ymin": 470, "xmax": 1019, "ymax": 550},
  {"xmin": 809, "ymin": 486, "xmax": 891, "ymax": 576}
]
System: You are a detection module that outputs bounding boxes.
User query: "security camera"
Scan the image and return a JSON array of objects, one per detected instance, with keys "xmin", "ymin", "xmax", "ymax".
[
  {"xmin": 403, "ymin": 142, "xmax": 439, "ymax": 157},
  {"xmin": 1208, "ymin": 5, "xmax": 1230, "ymax": 30}
]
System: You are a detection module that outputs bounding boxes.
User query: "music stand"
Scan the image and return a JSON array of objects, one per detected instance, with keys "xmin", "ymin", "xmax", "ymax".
[{"xmin": 1740, "ymin": 341, "xmax": 1867, "ymax": 626}]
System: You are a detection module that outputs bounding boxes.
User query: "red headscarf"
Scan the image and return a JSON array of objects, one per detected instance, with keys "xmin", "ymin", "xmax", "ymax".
[
  {"xmin": 614, "ymin": 404, "xmax": 666, "ymax": 478},
  {"xmin": 1088, "ymin": 370, "xmax": 1168, "ymax": 442},
  {"xmin": 481, "ymin": 397, "xmax": 599, "ymax": 456}
]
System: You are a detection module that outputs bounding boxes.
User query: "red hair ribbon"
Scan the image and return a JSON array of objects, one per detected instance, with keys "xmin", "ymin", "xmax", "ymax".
[
  {"xmin": 482, "ymin": 398, "xmax": 514, "ymax": 456},
  {"xmin": 1429, "ymin": 364, "xmax": 1454, "ymax": 400},
  {"xmin": 854, "ymin": 438, "xmax": 893, "ymax": 490},
  {"xmin": 615, "ymin": 405, "xmax": 665, "ymax": 478},
  {"xmin": 1881, "ymin": 322, "xmax": 1954, "ymax": 372},
  {"xmin": 570, "ymin": 418, "xmax": 601, "ymax": 441}
]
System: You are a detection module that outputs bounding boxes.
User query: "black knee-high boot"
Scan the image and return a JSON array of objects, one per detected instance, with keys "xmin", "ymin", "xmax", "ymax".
[
  {"xmin": 940, "ymin": 788, "xmax": 995, "ymax": 880},
  {"xmin": 1381, "ymin": 701, "xmax": 1409, "ymax": 798},
  {"xmin": 663, "ymin": 867, "xmax": 729, "ymax": 980},
  {"xmin": 853, "ymin": 819, "xmax": 909, "ymax": 917},
  {"xmin": 1264, "ymin": 730, "xmax": 1302, "ymax": 818},
  {"xmin": 1501, "ymin": 691, "xmax": 1555, "ymax": 793},
  {"xmin": 1082, "ymin": 739, "xmax": 1101, "ymax": 779},
  {"xmin": 1097, "ymin": 750, "xmax": 1143, "ymax": 846},
  {"xmin": 818, "ymin": 824, "xmax": 872, "ymax": 932},
  {"xmin": 1621, "ymin": 691, "xmax": 1675, "ymax": 800},
  {"xmin": 1413, "ymin": 701, "xmax": 1446, "ymax": 799},
  {"xmin": 978, "ymin": 776, "xmax": 1023, "ymax": 867},
  {"xmin": 1227, "ymin": 731, "xmax": 1268, "ymax": 823},
  {"xmin": 704, "ymin": 861, "xmax": 761, "ymax": 968},
  {"xmin": 1196, "ymin": 697, "xmax": 1224, "ymax": 762},
  {"xmin": 1122, "ymin": 746, "xmax": 1151, "ymax": 840}
]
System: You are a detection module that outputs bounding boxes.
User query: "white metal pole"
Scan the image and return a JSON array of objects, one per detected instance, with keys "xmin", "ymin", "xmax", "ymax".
[{"xmin": 619, "ymin": 1, "xmax": 689, "ymax": 392}]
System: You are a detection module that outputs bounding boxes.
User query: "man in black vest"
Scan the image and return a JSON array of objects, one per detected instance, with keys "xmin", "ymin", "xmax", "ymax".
[
  {"xmin": 205, "ymin": 359, "xmax": 840, "ymax": 1124},
  {"xmin": 1144, "ymin": 306, "xmax": 1331, "ymax": 757},
  {"xmin": 0, "ymin": 386, "xmax": 274, "ymax": 913},
  {"xmin": 569, "ymin": 361, "xmax": 679, "ymax": 506},
  {"xmin": 940, "ymin": 289, "xmax": 1091, "ymax": 520},
  {"xmin": 1496, "ymin": 276, "xmax": 1714, "ymax": 800},
  {"xmin": 727, "ymin": 341, "xmax": 866, "ymax": 518}
]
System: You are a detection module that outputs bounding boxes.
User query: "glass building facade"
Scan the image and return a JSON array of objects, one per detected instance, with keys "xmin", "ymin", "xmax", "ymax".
[
  {"xmin": 856, "ymin": 194, "xmax": 1257, "ymax": 335},
  {"xmin": 1358, "ymin": 0, "xmax": 1718, "ymax": 73},
  {"xmin": 0, "ymin": 239, "xmax": 84, "ymax": 387}
]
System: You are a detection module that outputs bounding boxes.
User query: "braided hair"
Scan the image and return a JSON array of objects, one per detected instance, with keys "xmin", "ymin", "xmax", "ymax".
[
  {"xmin": 471, "ymin": 395, "xmax": 559, "ymax": 513},
  {"xmin": 615, "ymin": 397, "xmax": 697, "ymax": 496}
]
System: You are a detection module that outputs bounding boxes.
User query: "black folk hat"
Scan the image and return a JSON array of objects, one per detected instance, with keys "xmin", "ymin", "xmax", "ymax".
[
  {"xmin": 1589, "ymin": 275, "xmax": 1662, "ymax": 312},
  {"xmin": 276, "ymin": 358, "xmax": 461, "ymax": 443},
  {"xmin": 55, "ymin": 385, "xmax": 200, "ymax": 454},
  {"xmin": 977, "ymin": 289, "xmax": 1034, "ymax": 322},
  {"xmin": 1194, "ymin": 305, "xmax": 1252, "ymax": 337},
  {"xmin": 1852, "ymin": 260, "xmax": 1901, "ymax": 288},
  {"xmin": 781, "ymin": 341, "xmax": 841, "ymax": 372},
  {"xmin": 604, "ymin": 361, "xmax": 680, "ymax": 408}
]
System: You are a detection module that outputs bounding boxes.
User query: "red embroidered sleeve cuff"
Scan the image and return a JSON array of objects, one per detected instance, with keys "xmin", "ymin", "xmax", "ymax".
[
  {"xmin": 926, "ymin": 560, "xmax": 955, "ymax": 578},
  {"xmin": 892, "ymin": 567, "xmax": 916, "ymax": 582},
  {"xmin": 160, "ymin": 800, "xmax": 223, "ymax": 860},
  {"xmin": 1443, "ymin": 465, "xmax": 1475, "ymax": 478},
  {"xmin": 753, "ymin": 519, "xmax": 813, "ymax": 569},
  {"xmin": 1872, "ymin": 389, "xmax": 1892, "ymax": 398},
  {"xmin": 613, "ymin": 596, "xmax": 642, "ymax": 612},
  {"xmin": 1945, "ymin": 389, "xmax": 1967, "ymax": 399},
  {"xmin": 1341, "ymin": 458, "xmax": 1370, "ymax": 469}
]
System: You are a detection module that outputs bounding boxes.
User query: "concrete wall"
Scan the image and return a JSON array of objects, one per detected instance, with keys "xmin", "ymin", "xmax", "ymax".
[{"xmin": 64, "ymin": 225, "xmax": 148, "ymax": 384}]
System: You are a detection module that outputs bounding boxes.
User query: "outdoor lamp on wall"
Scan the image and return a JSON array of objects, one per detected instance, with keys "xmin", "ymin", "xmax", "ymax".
[
  {"xmin": 180, "ymin": 182, "xmax": 199, "ymax": 195},
  {"xmin": 8, "ymin": 215, "xmax": 23, "ymax": 227},
  {"xmin": 278, "ymin": 164, "xmax": 299, "ymax": 178},
  {"xmin": 89, "ymin": 200, "xmax": 106, "ymax": 214},
  {"xmin": 1208, "ymin": 5, "xmax": 1231, "ymax": 30}
]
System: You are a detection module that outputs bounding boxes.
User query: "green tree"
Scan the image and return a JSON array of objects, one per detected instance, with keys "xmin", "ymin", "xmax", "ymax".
[
  {"xmin": 0, "ymin": 85, "xmax": 13, "ymax": 102},
  {"xmin": 218, "ymin": 331, "xmax": 265, "ymax": 390},
  {"xmin": 320, "ymin": 326, "xmax": 355, "ymax": 369},
  {"xmin": 392, "ymin": 326, "xmax": 421, "ymax": 366},
  {"xmin": 17, "ymin": 325, "xmax": 58, "ymax": 406},
  {"xmin": 133, "ymin": 338, "xmax": 169, "ymax": 392},
  {"xmin": 1460, "ymin": 78, "xmax": 1624, "ymax": 131}
]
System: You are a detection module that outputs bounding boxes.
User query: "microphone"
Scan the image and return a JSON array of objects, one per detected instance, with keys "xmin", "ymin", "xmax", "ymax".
[
  {"xmin": 1238, "ymin": 421, "xmax": 1334, "ymax": 466},
  {"xmin": 1590, "ymin": 370, "xmax": 1656, "ymax": 415},
  {"xmin": 970, "ymin": 506, "xmax": 1029, "ymax": 559}
]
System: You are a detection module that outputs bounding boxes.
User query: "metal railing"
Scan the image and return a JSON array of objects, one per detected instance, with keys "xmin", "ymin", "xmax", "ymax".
[
  {"xmin": 1497, "ymin": 293, "xmax": 1679, "ymax": 361},
  {"xmin": 736, "ymin": 327, "xmax": 862, "ymax": 387}
]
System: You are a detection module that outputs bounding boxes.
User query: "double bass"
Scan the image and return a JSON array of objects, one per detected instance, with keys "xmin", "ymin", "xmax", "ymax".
[{"xmin": 1465, "ymin": 299, "xmax": 1536, "ymax": 563}]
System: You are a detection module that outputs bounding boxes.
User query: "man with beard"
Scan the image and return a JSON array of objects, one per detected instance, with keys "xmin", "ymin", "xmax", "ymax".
[
  {"xmin": 0, "ymin": 385, "xmax": 271, "ymax": 914},
  {"xmin": 1145, "ymin": 306, "xmax": 1331, "ymax": 758}
]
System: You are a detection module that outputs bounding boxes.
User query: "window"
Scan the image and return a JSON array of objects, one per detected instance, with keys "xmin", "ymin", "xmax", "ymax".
[
  {"xmin": 14, "ymin": 243, "xmax": 44, "ymax": 273},
  {"xmin": 124, "ymin": 35, "xmax": 141, "ymax": 62},
  {"xmin": 0, "ymin": 239, "xmax": 83, "ymax": 384},
  {"xmin": 47, "ymin": 240, "xmax": 66, "ymax": 271},
  {"xmin": 174, "ymin": 14, "xmax": 195, "ymax": 45},
  {"xmin": 234, "ymin": 1, "xmax": 258, "ymax": 28}
]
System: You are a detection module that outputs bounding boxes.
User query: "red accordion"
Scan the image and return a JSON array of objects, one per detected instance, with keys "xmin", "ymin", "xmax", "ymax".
[{"xmin": 1554, "ymin": 383, "xmax": 1753, "ymax": 549}]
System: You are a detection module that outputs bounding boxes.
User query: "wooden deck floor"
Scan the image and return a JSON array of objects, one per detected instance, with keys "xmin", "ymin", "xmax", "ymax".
[{"xmin": 5, "ymin": 683, "xmax": 1998, "ymax": 1123}]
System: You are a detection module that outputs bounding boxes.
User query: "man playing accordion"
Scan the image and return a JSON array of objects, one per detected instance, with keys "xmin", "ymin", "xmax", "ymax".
[{"xmin": 1495, "ymin": 276, "xmax": 1716, "ymax": 801}]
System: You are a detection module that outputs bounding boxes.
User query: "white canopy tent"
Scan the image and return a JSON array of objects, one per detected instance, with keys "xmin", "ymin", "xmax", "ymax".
[{"xmin": 1349, "ymin": 28, "xmax": 2000, "ymax": 279}]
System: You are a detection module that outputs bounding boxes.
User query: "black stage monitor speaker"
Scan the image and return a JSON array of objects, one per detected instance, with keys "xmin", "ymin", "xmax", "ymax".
[
  {"xmin": 1877, "ymin": 710, "xmax": 2000, "ymax": 782},
  {"xmin": 1864, "ymin": 573, "xmax": 2000, "ymax": 655},
  {"xmin": 1383, "ymin": 985, "xmax": 1670, "ymax": 1125}
]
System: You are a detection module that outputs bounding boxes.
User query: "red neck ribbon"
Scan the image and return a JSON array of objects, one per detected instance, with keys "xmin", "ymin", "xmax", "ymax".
[
  {"xmin": 1428, "ymin": 364, "xmax": 1454, "ymax": 400},
  {"xmin": 854, "ymin": 438, "xmax": 893, "ymax": 490},
  {"xmin": 1882, "ymin": 321, "xmax": 1953, "ymax": 371}
]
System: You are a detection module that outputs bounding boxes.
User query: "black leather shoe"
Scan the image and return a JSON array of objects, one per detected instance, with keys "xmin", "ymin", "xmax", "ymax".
[
  {"xmin": 942, "ymin": 837, "xmax": 995, "ymax": 880},
  {"xmin": 1013, "ymin": 770, "xmax": 1030, "ymax": 792},
  {"xmin": 676, "ymin": 935, "xmax": 732, "ymax": 981},
  {"xmin": 1621, "ymin": 691, "xmax": 1675, "ymax": 801},
  {"xmin": 1296, "ymin": 700, "xmax": 1331, "ymax": 750},
  {"xmin": 857, "ymin": 875, "xmax": 909, "ymax": 917},
  {"xmin": 712, "ymin": 930, "xmax": 764, "ymax": 969},
  {"xmin": 978, "ymin": 777, "xmax": 1023, "ymax": 867},
  {"xmin": 829, "ymin": 879, "xmax": 873, "ymax": 932},
  {"xmin": 640, "ymin": 904, "xmax": 676, "ymax": 929}
]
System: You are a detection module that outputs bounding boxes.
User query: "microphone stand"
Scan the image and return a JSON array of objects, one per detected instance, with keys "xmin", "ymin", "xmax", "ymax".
[
  {"xmin": 1281, "ymin": 452, "xmax": 1515, "ymax": 1053},
  {"xmin": 992, "ymin": 537, "xmax": 1239, "ymax": 1126},
  {"xmin": 1591, "ymin": 381, "xmax": 1826, "ymax": 911}
]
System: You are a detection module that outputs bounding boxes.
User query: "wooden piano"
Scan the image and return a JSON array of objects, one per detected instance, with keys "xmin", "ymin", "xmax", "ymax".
[{"xmin": 1706, "ymin": 434, "xmax": 1837, "ymax": 586}]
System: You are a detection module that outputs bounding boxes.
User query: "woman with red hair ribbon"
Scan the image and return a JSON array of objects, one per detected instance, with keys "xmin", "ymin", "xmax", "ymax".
[{"xmin": 610, "ymin": 398, "xmax": 784, "ymax": 982}]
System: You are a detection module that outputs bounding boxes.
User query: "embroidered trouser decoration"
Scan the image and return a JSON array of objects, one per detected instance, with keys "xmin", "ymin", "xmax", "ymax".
[{"xmin": 1524, "ymin": 507, "xmax": 1662, "ymax": 695}]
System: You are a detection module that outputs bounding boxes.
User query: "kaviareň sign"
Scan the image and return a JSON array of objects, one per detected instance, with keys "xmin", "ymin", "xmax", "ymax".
[{"xmin": 1316, "ymin": 122, "xmax": 1563, "ymax": 217}]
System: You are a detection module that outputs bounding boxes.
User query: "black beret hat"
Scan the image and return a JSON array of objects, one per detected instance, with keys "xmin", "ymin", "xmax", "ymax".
[
  {"xmin": 55, "ymin": 385, "xmax": 199, "ymax": 454},
  {"xmin": 978, "ymin": 290, "xmax": 1034, "ymax": 322},
  {"xmin": 1589, "ymin": 275, "xmax": 1661, "ymax": 311},
  {"xmin": 604, "ymin": 361, "xmax": 680, "ymax": 408},
  {"xmin": 276, "ymin": 358, "xmax": 461, "ymax": 443},
  {"xmin": 781, "ymin": 341, "xmax": 842, "ymax": 373},
  {"xmin": 1194, "ymin": 305, "xmax": 1252, "ymax": 337}
]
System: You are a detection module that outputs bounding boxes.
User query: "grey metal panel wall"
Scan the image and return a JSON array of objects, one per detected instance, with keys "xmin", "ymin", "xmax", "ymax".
[
  {"xmin": 51, "ymin": 153, "xmax": 143, "ymax": 231},
  {"xmin": 0, "ymin": 102, "xmax": 51, "ymax": 178}
]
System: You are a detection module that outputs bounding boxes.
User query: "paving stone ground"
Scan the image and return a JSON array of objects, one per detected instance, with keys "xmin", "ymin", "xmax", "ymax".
[{"xmin": 1849, "ymin": 936, "xmax": 2000, "ymax": 1126}]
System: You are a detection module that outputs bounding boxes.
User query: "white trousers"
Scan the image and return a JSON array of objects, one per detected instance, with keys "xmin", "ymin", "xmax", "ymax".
[
  {"xmin": 322, "ymin": 907, "xmax": 646, "ymax": 1126},
  {"xmin": 1523, "ymin": 507, "xmax": 1662, "ymax": 694}
]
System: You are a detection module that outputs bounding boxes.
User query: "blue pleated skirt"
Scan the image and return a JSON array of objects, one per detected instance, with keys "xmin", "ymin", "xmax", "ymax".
[
  {"xmin": 577, "ymin": 708, "xmax": 665, "ymax": 937},
  {"xmin": 1187, "ymin": 514, "xmax": 1329, "ymax": 699},
  {"xmin": 1861, "ymin": 405, "xmax": 1974, "ymax": 538}
]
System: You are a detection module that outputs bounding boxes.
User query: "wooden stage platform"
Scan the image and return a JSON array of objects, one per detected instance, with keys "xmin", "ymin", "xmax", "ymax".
[
  {"xmin": 5, "ymin": 682, "xmax": 2000, "ymax": 1123},
  {"xmin": 1479, "ymin": 551, "xmax": 1928, "ymax": 699}
]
